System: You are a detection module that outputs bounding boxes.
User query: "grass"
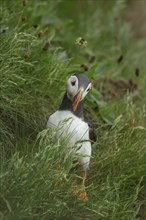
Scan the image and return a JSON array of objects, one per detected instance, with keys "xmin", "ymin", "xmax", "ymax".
[{"xmin": 0, "ymin": 0, "xmax": 145, "ymax": 219}]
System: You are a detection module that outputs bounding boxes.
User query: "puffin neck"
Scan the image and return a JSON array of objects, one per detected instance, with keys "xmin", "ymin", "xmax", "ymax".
[{"xmin": 59, "ymin": 92, "xmax": 84, "ymax": 119}]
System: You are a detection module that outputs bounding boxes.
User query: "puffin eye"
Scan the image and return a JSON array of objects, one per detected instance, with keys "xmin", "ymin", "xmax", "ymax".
[{"xmin": 71, "ymin": 81, "xmax": 76, "ymax": 86}]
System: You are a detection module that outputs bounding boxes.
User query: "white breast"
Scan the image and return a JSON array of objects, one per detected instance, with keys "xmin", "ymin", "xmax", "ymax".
[{"xmin": 47, "ymin": 110, "xmax": 91, "ymax": 171}]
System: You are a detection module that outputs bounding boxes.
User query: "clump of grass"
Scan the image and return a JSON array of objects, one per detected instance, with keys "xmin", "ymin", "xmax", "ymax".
[
  {"xmin": 0, "ymin": 4, "xmax": 70, "ymax": 152},
  {"xmin": 1, "ymin": 129, "xmax": 77, "ymax": 219},
  {"xmin": 0, "ymin": 0, "xmax": 145, "ymax": 220}
]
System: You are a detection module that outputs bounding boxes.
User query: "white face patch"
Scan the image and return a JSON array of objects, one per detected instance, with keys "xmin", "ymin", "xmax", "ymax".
[
  {"xmin": 66, "ymin": 75, "xmax": 79, "ymax": 100},
  {"xmin": 81, "ymin": 82, "xmax": 92, "ymax": 100}
]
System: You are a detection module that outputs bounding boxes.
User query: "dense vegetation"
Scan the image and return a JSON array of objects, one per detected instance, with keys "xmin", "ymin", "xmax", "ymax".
[{"xmin": 0, "ymin": 0, "xmax": 145, "ymax": 219}]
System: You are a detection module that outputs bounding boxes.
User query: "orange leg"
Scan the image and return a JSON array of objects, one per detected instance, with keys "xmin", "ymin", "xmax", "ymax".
[
  {"xmin": 73, "ymin": 171, "xmax": 88, "ymax": 202},
  {"xmin": 82, "ymin": 171, "xmax": 87, "ymax": 187},
  {"xmin": 78, "ymin": 171, "xmax": 88, "ymax": 201}
]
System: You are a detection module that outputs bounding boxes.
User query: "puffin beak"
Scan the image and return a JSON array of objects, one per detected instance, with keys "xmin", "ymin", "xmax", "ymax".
[{"xmin": 73, "ymin": 88, "xmax": 84, "ymax": 112}]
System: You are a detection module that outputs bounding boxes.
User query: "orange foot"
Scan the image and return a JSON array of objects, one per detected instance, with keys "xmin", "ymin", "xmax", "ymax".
[
  {"xmin": 72, "ymin": 185, "xmax": 88, "ymax": 202},
  {"xmin": 78, "ymin": 190, "xmax": 88, "ymax": 202}
]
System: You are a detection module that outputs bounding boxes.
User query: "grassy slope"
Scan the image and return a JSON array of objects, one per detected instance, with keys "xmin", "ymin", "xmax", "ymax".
[{"xmin": 0, "ymin": 0, "xmax": 145, "ymax": 220}]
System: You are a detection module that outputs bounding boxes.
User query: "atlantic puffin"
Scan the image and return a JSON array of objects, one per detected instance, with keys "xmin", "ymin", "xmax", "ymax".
[{"xmin": 47, "ymin": 73, "xmax": 95, "ymax": 200}]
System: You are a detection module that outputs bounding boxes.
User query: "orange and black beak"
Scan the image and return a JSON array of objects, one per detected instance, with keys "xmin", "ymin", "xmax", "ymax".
[{"xmin": 73, "ymin": 88, "xmax": 84, "ymax": 112}]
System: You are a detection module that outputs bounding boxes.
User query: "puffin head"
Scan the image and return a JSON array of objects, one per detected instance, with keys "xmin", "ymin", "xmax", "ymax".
[{"xmin": 66, "ymin": 73, "xmax": 92, "ymax": 111}]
